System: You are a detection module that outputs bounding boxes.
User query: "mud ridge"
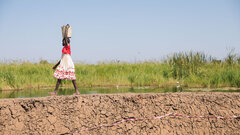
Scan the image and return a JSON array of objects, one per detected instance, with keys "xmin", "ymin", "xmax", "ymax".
[{"xmin": 0, "ymin": 92, "xmax": 240, "ymax": 135}]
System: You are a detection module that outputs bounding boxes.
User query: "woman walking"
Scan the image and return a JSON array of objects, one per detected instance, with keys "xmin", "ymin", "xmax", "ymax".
[{"xmin": 50, "ymin": 37, "xmax": 80, "ymax": 95}]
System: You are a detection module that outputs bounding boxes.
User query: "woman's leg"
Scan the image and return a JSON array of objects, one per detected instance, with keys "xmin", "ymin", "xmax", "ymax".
[
  {"xmin": 72, "ymin": 80, "xmax": 80, "ymax": 95},
  {"xmin": 55, "ymin": 79, "xmax": 62, "ymax": 92},
  {"xmin": 50, "ymin": 79, "xmax": 61, "ymax": 95}
]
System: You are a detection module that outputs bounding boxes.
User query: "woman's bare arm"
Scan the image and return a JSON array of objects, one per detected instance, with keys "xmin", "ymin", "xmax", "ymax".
[{"xmin": 53, "ymin": 60, "xmax": 60, "ymax": 70}]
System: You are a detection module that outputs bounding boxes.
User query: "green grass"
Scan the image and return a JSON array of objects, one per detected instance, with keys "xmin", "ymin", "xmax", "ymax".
[{"xmin": 0, "ymin": 51, "xmax": 240, "ymax": 90}]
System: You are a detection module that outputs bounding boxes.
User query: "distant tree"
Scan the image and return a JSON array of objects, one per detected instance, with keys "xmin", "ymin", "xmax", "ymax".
[{"xmin": 39, "ymin": 60, "xmax": 49, "ymax": 65}]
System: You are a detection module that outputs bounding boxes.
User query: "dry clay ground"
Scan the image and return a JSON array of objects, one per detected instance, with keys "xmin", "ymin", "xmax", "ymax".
[{"xmin": 0, "ymin": 92, "xmax": 240, "ymax": 135}]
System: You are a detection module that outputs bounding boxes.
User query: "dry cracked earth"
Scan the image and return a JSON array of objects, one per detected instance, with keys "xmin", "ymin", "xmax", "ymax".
[{"xmin": 0, "ymin": 92, "xmax": 240, "ymax": 135}]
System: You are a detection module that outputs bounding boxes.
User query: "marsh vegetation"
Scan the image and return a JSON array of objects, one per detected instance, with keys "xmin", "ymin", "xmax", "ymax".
[{"xmin": 0, "ymin": 51, "xmax": 240, "ymax": 91}]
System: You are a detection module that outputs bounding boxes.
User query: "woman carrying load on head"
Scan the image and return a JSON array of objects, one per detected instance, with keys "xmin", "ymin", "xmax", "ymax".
[{"xmin": 50, "ymin": 36, "xmax": 80, "ymax": 95}]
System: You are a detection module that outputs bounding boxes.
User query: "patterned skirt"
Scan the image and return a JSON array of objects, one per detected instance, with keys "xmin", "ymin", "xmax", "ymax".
[{"xmin": 53, "ymin": 54, "xmax": 76, "ymax": 80}]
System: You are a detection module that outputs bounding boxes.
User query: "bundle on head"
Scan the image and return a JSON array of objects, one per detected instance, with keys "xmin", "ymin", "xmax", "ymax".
[{"xmin": 62, "ymin": 24, "xmax": 72, "ymax": 38}]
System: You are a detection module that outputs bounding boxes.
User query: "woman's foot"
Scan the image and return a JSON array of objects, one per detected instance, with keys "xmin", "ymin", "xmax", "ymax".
[
  {"xmin": 73, "ymin": 90, "xmax": 80, "ymax": 95},
  {"xmin": 49, "ymin": 91, "xmax": 57, "ymax": 96}
]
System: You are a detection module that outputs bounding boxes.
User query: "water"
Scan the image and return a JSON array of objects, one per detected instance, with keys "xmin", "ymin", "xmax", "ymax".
[{"xmin": 0, "ymin": 87, "xmax": 240, "ymax": 99}]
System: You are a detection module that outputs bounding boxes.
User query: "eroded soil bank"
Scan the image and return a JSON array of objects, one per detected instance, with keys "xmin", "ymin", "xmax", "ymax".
[{"xmin": 0, "ymin": 93, "xmax": 240, "ymax": 135}]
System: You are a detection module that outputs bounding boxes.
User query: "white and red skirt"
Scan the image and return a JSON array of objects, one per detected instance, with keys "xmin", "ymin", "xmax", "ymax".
[{"xmin": 53, "ymin": 54, "xmax": 76, "ymax": 80}]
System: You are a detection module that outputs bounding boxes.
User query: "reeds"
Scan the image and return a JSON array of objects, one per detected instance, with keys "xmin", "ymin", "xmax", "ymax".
[
  {"xmin": 0, "ymin": 51, "xmax": 240, "ymax": 90},
  {"xmin": 167, "ymin": 52, "xmax": 207, "ymax": 79}
]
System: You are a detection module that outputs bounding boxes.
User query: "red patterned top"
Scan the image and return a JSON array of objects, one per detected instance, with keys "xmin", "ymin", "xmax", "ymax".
[{"xmin": 62, "ymin": 44, "xmax": 71, "ymax": 55}]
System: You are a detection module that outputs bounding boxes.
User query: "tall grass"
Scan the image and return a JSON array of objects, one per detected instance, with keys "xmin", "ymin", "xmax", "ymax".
[
  {"xmin": 0, "ymin": 62, "xmax": 55, "ymax": 90},
  {"xmin": 167, "ymin": 52, "xmax": 207, "ymax": 79},
  {"xmin": 0, "ymin": 51, "xmax": 240, "ymax": 90}
]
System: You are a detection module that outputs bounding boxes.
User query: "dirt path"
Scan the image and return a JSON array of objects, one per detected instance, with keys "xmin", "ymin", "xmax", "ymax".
[{"xmin": 0, "ymin": 92, "xmax": 240, "ymax": 135}]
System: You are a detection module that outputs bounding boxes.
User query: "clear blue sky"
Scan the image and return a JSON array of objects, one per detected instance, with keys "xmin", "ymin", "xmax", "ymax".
[{"xmin": 0, "ymin": 0, "xmax": 240, "ymax": 64}]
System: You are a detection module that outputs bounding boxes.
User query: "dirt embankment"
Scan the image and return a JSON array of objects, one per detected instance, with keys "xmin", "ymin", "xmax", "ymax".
[{"xmin": 0, "ymin": 93, "xmax": 240, "ymax": 135}]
